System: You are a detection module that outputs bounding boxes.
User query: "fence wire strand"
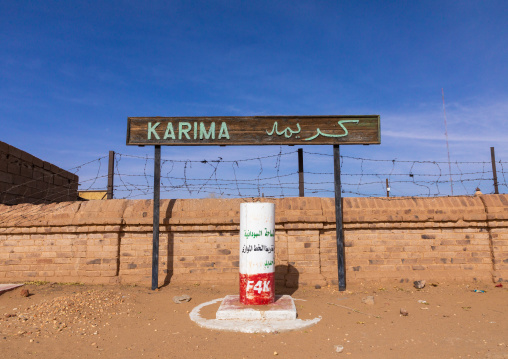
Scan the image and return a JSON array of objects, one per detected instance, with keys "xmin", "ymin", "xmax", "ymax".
[
  {"xmin": 104, "ymin": 150, "xmax": 507, "ymax": 200},
  {"xmin": 1, "ymin": 151, "xmax": 507, "ymax": 223}
]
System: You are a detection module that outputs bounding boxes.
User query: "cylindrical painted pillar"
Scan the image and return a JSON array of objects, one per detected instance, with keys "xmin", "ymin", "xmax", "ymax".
[{"xmin": 239, "ymin": 202, "xmax": 275, "ymax": 305}]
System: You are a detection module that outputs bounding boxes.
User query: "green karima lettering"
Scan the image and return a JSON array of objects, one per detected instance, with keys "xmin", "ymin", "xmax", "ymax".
[
  {"xmin": 163, "ymin": 122, "xmax": 175, "ymax": 140},
  {"xmin": 148, "ymin": 122, "xmax": 160, "ymax": 140},
  {"xmin": 218, "ymin": 122, "xmax": 230, "ymax": 140},
  {"xmin": 200, "ymin": 122, "xmax": 215, "ymax": 140},
  {"xmin": 179, "ymin": 122, "xmax": 191, "ymax": 140},
  {"xmin": 193, "ymin": 122, "xmax": 198, "ymax": 139}
]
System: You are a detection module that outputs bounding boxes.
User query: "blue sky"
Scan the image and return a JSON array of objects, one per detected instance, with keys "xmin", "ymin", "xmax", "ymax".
[{"xmin": 1, "ymin": 1, "xmax": 507, "ymax": 198}]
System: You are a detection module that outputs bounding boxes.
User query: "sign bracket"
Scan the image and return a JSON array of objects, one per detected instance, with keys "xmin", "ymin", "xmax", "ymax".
[
  {"xmin": 333, "ymin": 145, "xmax": 346, "ymax": 291},
  {"xmin": 152, "ymin": 145, "xmax": 161, "ymax": 290}
]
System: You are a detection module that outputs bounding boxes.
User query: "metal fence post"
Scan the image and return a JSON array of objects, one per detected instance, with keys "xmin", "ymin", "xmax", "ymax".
[
  {"xmin": 491, "ymin": 147, "xmax": 499, "ymax": 194},
  {"xmin": 107, "ymin": 151, "xmax": 115, "ymax": 199},
  {"xmin": 298, "ymin": 148, "xmax": 304, "ymax": 197}
]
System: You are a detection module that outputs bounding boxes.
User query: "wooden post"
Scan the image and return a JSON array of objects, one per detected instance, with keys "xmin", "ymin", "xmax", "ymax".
[
  {"xmin": 152, "ymin": 145, "xmax": 161, "ymax": 290},
  {"xmin": 333, "ymin": 145, "xmax": 346, "ymax": 291},
  {"xmin": 386, "ymin": 178, "xmax": 390, "ymax": 197},
  {"xmin": 298, "ymin": 148, "xmax": 304, "ymax": 197},
  {"xmin": 107, "ymin": 151, "xmax": 115, "ymax": 199},
  {"xmin": 491, "ymin": 147, "xmax": 499, "ymax": 194}
]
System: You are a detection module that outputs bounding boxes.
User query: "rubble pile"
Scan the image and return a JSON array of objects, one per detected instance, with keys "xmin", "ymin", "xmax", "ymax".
[{"xmin": 1, "ymin": 289, "xmax": 130, "ymax": 339}]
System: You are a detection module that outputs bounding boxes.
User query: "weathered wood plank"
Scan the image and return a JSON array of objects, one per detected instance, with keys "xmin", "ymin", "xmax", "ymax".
[{"xmin": 126, "ymin": 115, "xmax": 380, "ymax": 146}]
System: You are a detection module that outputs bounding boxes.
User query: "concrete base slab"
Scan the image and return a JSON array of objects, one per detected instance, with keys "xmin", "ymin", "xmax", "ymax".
[
  {"xmin": 189, "ymin": 297, "xmax": 321, "ymax": 333},
  {"xmin": 217, "ymin": 295, "xmax": 296, "ymax": 320}
]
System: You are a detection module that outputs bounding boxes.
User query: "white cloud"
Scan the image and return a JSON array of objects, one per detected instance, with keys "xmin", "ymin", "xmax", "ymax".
[{"xmin": 380, "ymin": 96, "xmax": 508, "ymax": 162}]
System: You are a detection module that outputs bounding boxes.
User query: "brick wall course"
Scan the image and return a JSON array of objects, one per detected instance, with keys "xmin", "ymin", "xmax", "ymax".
[{"xmin": 1, "ymin": 195, "xmax": 508, "ymax": 286}]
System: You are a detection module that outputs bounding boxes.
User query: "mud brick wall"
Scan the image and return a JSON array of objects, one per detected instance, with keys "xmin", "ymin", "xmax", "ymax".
[
  {"xmin": 480, "ymin": 195, "xmax": 508, "ymax": 283},
  {"xmin": 0, "ymin": 141, "xmax": 78, "ymax": 205},
  {"xmin": 0, "ymin": 195, "xmax": 507, "ymax": 286}
]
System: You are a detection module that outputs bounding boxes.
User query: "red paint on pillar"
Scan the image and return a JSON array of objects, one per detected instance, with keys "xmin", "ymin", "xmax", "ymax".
[{"xmin": 239, "ymin": 272, "xmax": 275, "ymax": 305}]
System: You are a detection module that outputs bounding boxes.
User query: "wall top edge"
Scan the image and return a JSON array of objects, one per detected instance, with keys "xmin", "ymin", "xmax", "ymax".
[{"xmin": 0, "ymin": 195, "xmax": 506, "ymax": 229}]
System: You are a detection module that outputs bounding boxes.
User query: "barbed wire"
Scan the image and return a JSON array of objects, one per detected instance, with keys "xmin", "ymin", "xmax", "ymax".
[
  {"xmin": 117, "ymin": 151, "xmax": 296, "ymax": 162},
  {"xmin": 305, "ymin": 151, "xmax": 494, "ymax": 164},
  {"xmin": 107, "ymin": 149, "xmax": 506, "ymax": 199},
  {"xmin": 1, "ymin": 150, "xmax": 507, "ymax": 220}
]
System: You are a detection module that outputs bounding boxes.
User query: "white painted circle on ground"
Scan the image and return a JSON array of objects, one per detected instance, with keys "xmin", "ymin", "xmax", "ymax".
[{"xmin": 189, "ymin": 297, "xmax": 321, "ymax": 333}]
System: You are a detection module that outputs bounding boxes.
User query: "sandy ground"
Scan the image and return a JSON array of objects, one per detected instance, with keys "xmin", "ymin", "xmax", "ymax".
[{"xmin": 0, "ymin": 280, "xmax": 507, "ymax": 359}]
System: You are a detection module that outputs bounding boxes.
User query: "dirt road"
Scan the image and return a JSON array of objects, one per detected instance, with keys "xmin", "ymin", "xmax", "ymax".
[{"xmin": 1, "ymin": 281, "xmax": 507, "ymax": 358}]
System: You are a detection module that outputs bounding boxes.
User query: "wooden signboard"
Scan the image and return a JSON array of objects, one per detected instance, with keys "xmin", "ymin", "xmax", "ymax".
[{"xmin": 127, "ymin": 115, "xmax": 380, "ymax": 146}]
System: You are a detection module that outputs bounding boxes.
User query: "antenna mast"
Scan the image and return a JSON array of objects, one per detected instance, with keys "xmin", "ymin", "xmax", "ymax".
[{"xmin": 442, "ymin": 88, "xmax": 454, "ymax": 195}]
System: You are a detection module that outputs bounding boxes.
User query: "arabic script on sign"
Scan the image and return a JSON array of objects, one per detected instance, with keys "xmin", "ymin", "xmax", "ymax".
[
  {"xmin": 303, "ymin": 119, "xmax": 360, "ymax": 141},
  {"xmin": 266, "ymin": 122, "xmax": 301, "ymax": 138},
  {"xmin": 265, "ymin": 119, "xmax": 360, "ymax": 141}
]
